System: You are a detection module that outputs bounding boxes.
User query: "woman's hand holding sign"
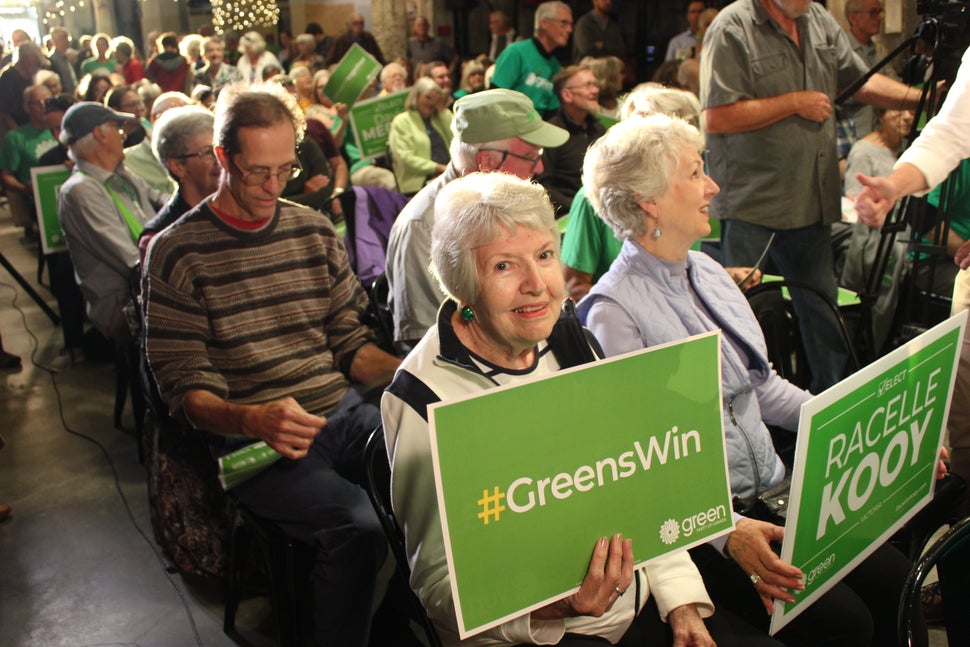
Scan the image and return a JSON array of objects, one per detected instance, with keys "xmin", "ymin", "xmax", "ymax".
[
  {"xmin": 726, "ymin": 518, "xmax": 804, "ymax": 615},
  {"xmin": 532, "ymin": 533, "xmax": 634, "ymax": 620}
]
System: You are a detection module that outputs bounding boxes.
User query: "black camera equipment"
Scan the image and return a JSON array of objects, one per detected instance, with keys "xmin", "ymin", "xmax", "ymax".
[{"xmin": 836, "ymin": 1, "xmax": 969, "ymax": 362}]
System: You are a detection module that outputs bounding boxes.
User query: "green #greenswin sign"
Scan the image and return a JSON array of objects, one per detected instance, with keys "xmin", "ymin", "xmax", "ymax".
[
  {"xmin": 349, "ymin": 91, "xmax": 408, "ymax": 160},
  {"xmin": 31, "ymin": 165, "xmax": 71, "ymax": 254},
  {"xmin": 770, "ymin": 311, "xmax": 966, "ymax": 634},
  {"xmin": 429, "ymin": 332, "xmax": 734, "ymax": 638}
]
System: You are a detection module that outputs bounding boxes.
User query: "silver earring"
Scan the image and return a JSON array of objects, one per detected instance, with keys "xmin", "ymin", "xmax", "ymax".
[{"xmin": 651, "ymin": 218, "xmax": 662, "ymax": 239}]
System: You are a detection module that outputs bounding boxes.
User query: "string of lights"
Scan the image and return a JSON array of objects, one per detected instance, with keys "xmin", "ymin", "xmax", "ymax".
[
  {"xmin": 41, "ymin": 0, "xmax": 87, "ymax": 26},
  {"xmin": 211, "ymin": 0, "xmax": 280, "ymax": 33},
  {"xmin": 40, "ymin": 0, "xmax": 280, "ymax": 32}
]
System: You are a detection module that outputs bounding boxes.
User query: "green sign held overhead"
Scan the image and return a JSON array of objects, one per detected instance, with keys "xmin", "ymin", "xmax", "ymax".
[
  {"xmin": 349, "ymin": 91, "xmax": 408, "ymax": 160},
  {"xmin": 31, "ymin": 165, "xmax": 71, "ymax": 254},
  {"xmin": 429, "ymin": 332, "xmax": 734, "ymax": 638},
  {"xmin": 770, "ymin": 311, "xmax": 966, "ymax": 634},
  {"xmin": 323, "ymin": 43, "xmax": 382, "ymax": 107}
]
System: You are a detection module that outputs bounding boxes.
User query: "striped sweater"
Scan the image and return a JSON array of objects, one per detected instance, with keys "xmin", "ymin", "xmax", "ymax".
[{"xmin": 144, "ymin": 199, "xmax": 374, "ymax": 434}]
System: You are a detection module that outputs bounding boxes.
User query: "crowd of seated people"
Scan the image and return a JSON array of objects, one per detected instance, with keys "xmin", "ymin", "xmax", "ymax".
[{"xmin": 2, "ymin": 1, "xmax": 969, "ymax": 644}]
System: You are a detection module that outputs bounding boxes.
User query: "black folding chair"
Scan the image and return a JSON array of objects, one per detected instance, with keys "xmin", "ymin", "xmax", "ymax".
[
  {"xmin": 898, "ymin": 514, "xmax": 970, "ymax": 646},
  {"xmin": 362, "ymin": 426, "xmax": 443, "ymax": 647}
]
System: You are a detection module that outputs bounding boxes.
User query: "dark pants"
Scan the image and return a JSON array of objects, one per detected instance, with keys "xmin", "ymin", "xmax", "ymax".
[
  {"xmin": 724, "ymin": 220, "xmax": 847, "ymax": 393},
  {"xmin": 232, "ymin": 389, "xmax": 386, "ymax": 647},
  {"xmin": 47, "ymin": 251, "xmax": 85, "ymax": 350},
  {"xmin": 691, "ymin": 541, "xmax": 916, "ymax": 646}
]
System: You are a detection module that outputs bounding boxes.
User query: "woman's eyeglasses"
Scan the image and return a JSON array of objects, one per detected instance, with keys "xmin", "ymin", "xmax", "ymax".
[{"xmin": 175, "ymin": 146, "xmax": 216, "ymax": 161}]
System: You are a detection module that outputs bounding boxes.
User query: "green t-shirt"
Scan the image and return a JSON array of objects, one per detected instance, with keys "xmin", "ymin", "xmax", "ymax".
[
  {"xmin": 0, "ymin": 124, "xmax": 57, "ymax": 185},
  {"xmin": 560, "ymin": 187, "xmax": 623, "ymax": 280},
  {"xmin": 80, "ymin": 57, "xmax": 118, "ymax": 77},
  {"xmin": 490, "ymin": 39, "xmax": 561, "ymax": 114}
]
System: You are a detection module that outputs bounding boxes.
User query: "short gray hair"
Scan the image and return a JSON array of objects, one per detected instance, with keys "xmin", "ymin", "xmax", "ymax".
[
  {"xmin": 380, "ymin": 62, "xmax": 407, "ymax": 87},
  {"xmin": 583, "ymin": 114, "xmax": 704, "ymax": 240},
  {"xmin": 431, "ymin": 172, "xmax": 559, "ymax": 305},
  {"xmin": 535, "ymin": 1, "xmax": 570, "ymax": 32},
  {"xmin": 619, "ymin": 83, "xmax": 702, "ymax": 128},
  {"xmin": 290, "ymin": 65, "xmax": 311, "ymax": 81},
  {"xmin": 69, "ymin": 122, "xmax": 112, "ymax": 158},
  {"xmin": 152, "ymin": 105, "xmax": 215, "ymax": 173},
  {"xmin": 845, "ymin": 0, "xmax": 868, "ymax": 19},
  {"xmin": 449, "ymin": 135, "xmax": 515, "ymax": 173},
  {"xmin": 405, "ymin": 77, "xmax": 441, "ymax": 111}
]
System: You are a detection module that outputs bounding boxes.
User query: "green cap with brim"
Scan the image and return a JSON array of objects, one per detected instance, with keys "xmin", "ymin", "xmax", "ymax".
[{"xmin": 453, "ymin": 89, "xmax": 569, "ymax": 148}]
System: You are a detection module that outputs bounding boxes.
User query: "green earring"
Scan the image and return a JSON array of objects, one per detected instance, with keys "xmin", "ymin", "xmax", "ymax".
[{"xmin": 460, "ymin": 305, "xmax": 475, "ymax": 322}]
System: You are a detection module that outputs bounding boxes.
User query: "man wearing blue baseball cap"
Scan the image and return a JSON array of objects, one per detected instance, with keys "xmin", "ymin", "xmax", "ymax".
[
  {"xmin": 385, "ymin": 88, "xmax": 569, "ymax": 354},
  {"xmin": 57, "ymin": 101, "xmax": 168, "ymax": 341}
]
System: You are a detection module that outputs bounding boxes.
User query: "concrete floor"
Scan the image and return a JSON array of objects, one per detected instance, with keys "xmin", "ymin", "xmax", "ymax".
[
  {"xmin": 0, "ymin": 204, "xmax": 277, "ymax": 647},
  {"xmin": 0, "ymin": 201, "xmax": 952, "ymax": 646}
]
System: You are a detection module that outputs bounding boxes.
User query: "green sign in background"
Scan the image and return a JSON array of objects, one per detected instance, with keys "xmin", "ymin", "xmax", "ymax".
[
  {"xmin": 430, "ymin": 333, "xmax": 734, "ymax": 637},
  {"xmin": 771, "ymin": 313, "xmax": 965, "ymax": 633},
  {"xmin": 31, "ymin": 165, "xmax": 71, "ymax": 254},
  {"xmin": 349, "ymin": 91, "xmax": 408, "ymax": 159},
  {"xmin": 323, "ymin": 43, "xmax": 382, "ymax": 107}
]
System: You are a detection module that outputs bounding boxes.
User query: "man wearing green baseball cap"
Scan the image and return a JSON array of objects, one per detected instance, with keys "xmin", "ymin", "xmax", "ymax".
[{"xmin": 385, "ymin": 88, "xmax": 568, "ymax": 354}]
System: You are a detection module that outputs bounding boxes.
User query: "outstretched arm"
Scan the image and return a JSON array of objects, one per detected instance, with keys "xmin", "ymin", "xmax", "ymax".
[{"xmin": 853, "ymin": 163, "xmax": 929, "ymax": 227}]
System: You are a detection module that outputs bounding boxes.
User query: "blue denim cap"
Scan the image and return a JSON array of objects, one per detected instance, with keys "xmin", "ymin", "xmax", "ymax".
[{"xmin": 61, "ymin": 101, "xmax": 136, "ymax": 144}]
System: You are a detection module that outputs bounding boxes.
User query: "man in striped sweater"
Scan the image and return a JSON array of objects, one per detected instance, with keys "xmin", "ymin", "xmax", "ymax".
[{"xmin": 143, "ymin": 82, "xmax": 401, "ymax": 646}]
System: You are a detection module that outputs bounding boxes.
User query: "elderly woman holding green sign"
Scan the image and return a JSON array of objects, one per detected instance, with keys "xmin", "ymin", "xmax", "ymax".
[
  {"xmin": 381, "ymin": 172, "xmax": 780, "ymax": 647},
  {"xmin": 577, "ymin": 114, "xmax": 917, "ymax": 646}
]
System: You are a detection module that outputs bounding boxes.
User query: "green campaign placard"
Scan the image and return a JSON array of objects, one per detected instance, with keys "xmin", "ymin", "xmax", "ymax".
[
  {"xmin": 770, "ymin": 311, "xmax": 966, "ymax": 634},
  {"xmin": 429, "ymin": 332, "xmax": 734, "ymax": 638},
  {"xmin": 31, "ymin": 165, "xmax": 71, "ymax": 255},
  {"xmin": 323, "ymin": 43, "xmax": 382, "ymax": 107},
  {"xmin": 349, "ymin": 91, "xmax": 408, "ymax": 160}
]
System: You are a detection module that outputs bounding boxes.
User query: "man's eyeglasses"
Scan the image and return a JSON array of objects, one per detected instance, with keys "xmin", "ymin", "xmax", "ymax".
[
  {"xmin": 547, "ymin": 18, "xmax": 573, "ymax": 27},
  {"xmin": 564, "ymin": 81, "xmax": 599, "ymax": 91},
  {"xmin": 175, "ymin": 146, "xmax": 216, "ymax": 161},
  {"xmin": 229, "ymin": 156, "xmax": 302, "ymax": 185},
  {"xmin": 853, "ymin": 8, "xmax": 885, "ymax": 16},
  {"xmin": 480, "ymin": 148, "xmax": 543, "ymax": 171}
]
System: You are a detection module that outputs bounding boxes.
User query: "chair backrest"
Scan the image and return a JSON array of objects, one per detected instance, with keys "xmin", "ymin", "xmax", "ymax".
[
  {"xmin": 362, "ymin": 426, "xmax": 443, "ymax": 647},
  {"xmin": 898, "ymin": 514, "xmax": 970, "ymax": 647},
  {"xmin": 745, "ymin": 279, "xmax": 860, "ymax": 389},
  {"xmin": 369, "ymin": 272, "xmax": 396, "ymax": 355},
  {"xmin": 745, "ymin": 284, "xmax": 803, "ymax": 387}
]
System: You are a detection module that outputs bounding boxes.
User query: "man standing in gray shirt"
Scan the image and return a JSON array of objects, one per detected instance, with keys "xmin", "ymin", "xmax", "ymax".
[{"xmin": 700, "ymin": 0, "xmax": 918, "ymax": 392}]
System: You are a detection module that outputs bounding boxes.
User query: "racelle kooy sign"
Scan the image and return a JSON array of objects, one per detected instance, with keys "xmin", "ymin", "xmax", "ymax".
[{"xmin": 769, "ymin": 311, "xmax": 966, "ymax": 633}]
